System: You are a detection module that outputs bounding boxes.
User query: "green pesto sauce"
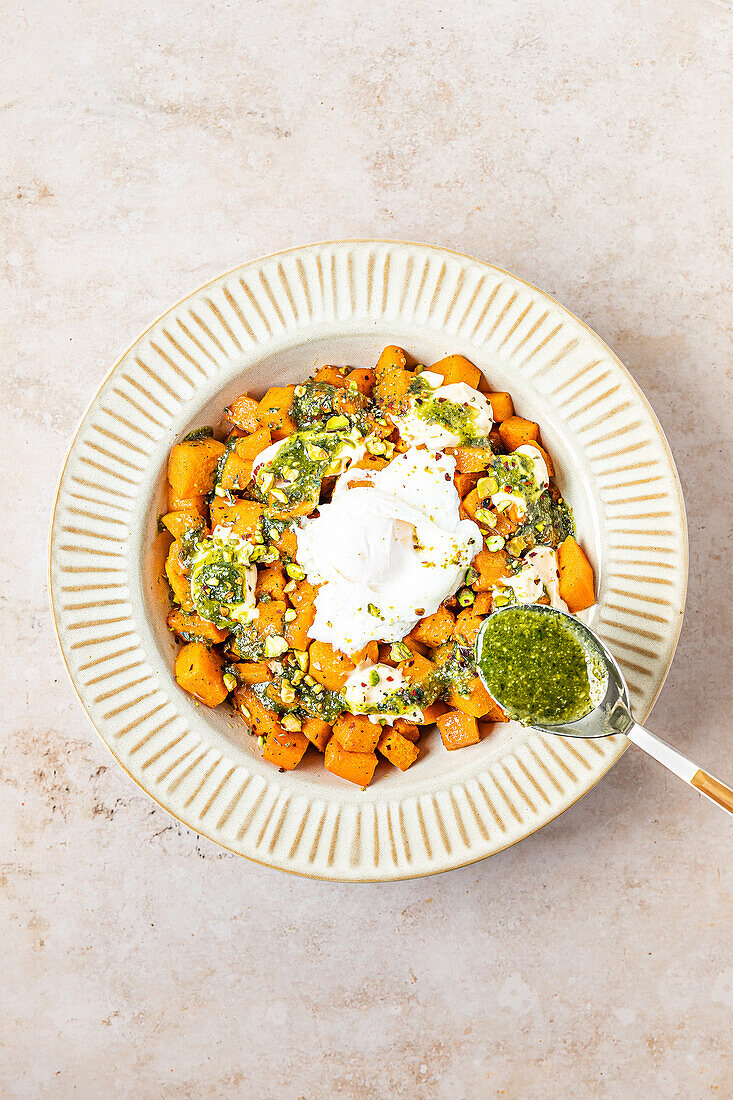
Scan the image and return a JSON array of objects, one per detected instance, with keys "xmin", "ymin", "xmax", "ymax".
[
  {"xmin": 256, "ymin": 428, "xmax": 355, "ymax": 513},
  {"xmin": 477, "ymin": 607, "xmax": 595, "ymax": 725},
  {"xmin": 409, "ymin": 377, "xmax": 488, "ymax": 444}
]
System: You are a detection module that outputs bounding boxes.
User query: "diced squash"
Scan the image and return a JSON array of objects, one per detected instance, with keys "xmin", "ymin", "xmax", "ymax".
[
  {"xmin": 232, "ymin": 661, "xmax": 272, "ymax": 685},
  {"xmin": 168, "ymin": 438, "xmax": 226, "ymax": 496},
  {"xmin": 353, "ymin": 641, "xmax": 380, "ymax": 665},
  {"xmin": 333, "ymin": 712, "xmax": 381, "ymax": 753},
  {"xmin": 408, "ymin": 606, "xmax": 455, "ymax": 648},
  {"xmin": 161, "ymin": 510, "xmax": 205, "ymax": 540},
  {"xmin": 347, "ymin": 367, "xmax": 375, "ymax": 395},
  {"xmin": 352, "ymin": 452, "xmax": 390, "ymax": 472},
  {"xmin": 219, "ymin": 451, "xmax": 253, "ymax": 492},
  {"xmin": 256, "ymin": 385, "xmax": 296, "ymax": 439},
  {"xmin": 473, "ymin": 592, "xmax": 493, "ymax": 615},
  {"xmin": 234, "ymin": 687, "xmax": 284, "ymax": 737},
  {"xmin": 165, "ymin": 541, "xmax": 194, "ymax": 610},
  {"xmin": 480, "ymin": 695, "xmax": 509, "ymax": 723},
  {"xmin": 437, "ymin": 709, "xmax": 480, "ymax": 750},
  {"xmin": 473, "ymin": 546, "xmax": 510, "ymax": 591},
  {"xmin": 290, "ymin": 579, "xmax": 319, "ymax": 610},
  {"xmin": 398, "ymin": 652, "xmax": 435, "ymax": 687},
  {"xmin": 452, "ymin": 610, "xmax": 484, "ymax": 646},
  {"xmin": 167, "ymin": 489, "xmax": 207, "ymax": 516},
  {"xmin": 448, "ymin": 445, "xmax": 493, "ymax": 473},
  {"xmin": 430, "ymin": 354, "xmax": 481, "ymax": 389},
  {"xmin": 284, "ymin": 603, "xmax": 315, "ymax": 650},
  {"xmin": 446, "ymin": 674, "xmax": 495, "ymax": 718},
  {"xmin": 454, "ymin": 471, "xmax": 480, "ymax": 497},
  {"xmin": 393, "ymin": 718, "xmax": 420, "ymax": 741},
  {"xmin": 404, "ymin": 638, "xmax": 428, "ymax": 657},
  {"xmin": 274, "ymin": 527, "xmax": 298, "ymax": 558},
  {"xmin": 325, "ymin": 737, "xmax": 378, "ymax": 787},
  {"xmin": 255, "ymin": 563, "xmax": 287, "ymax": 602},
  {"xmin": 417, "ymin": 701, "xmax": 449, "ymax": 725},
  {"xmin": 234, "ymin": 427, "xmax": 272, "ymax": 460},
  {"xmin": 253, "ymin": 600, "xmax": 286, "ymax": 640},
  {"xmin": 486, "ymin": 392, "xmax": 515, "ymax": 422},
  {"xmin": 374, "ymin": 345, "xmax": 412, "ymax": 407},
  {"xmin": 314, "ymin": 364, "xmax": 348, "ymax": 388},
  {"xmin": 167, "ymin": 607, "xmax": 228, "ymax": 644},
  {"xmin": 461, "ymin": 488, "xmax": 491, "ymax": 526},
  {"xmin": 499, "ymin": 416, "xmax": 540, "ymax": 452},
  {"xmin": 308, "ymin": 641, "xmax": 355, "ymax": 692},
  {"xmin": 209, "ymin": 499, "xmax": 263, "ymax": 539},
  {"xmin": 377, "ymin": 728, "xmax": 419, "ymax": 771},
  {"xmin": 302, "ymin": 717, "xmax": 331, "ymax": 752},
  {"xmin": 263, "ymin": 728, "xmax": 309, "ymax": 770},
  {"xmin": 557, "ymin": 536, "xmax": 595, "ymax": 613},
  {"xmin": 175, "ymin": 641, "xmax": 227, "ymax": 707},
  {"xmin": 225, "ymin": 393, "xmax": 260, "ymax": 432}
]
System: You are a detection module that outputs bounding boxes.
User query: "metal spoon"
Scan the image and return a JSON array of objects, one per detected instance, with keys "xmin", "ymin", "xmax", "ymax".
[{"xmin": 476, "ymin": 604, "xmax": 733, "ymax": 816}]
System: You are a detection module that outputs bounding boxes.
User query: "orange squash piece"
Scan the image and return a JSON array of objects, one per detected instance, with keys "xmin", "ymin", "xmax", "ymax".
[
  {"xmin": 263, "ymin": 728, "xmax": 309, "ymax": 770},
  {"xmin": 234, "ymin": 427, "xmax": 272, "ymax": 460},
  {"xmin": 446, "ymin": 674, "xmax": 495, "ymax": 718},
  {"xmin": 398, "ymin": 652, "xmax": 435, "ymax": 687},
  {"xmin": 473, "ymin": 592, "xmax": 493, "ymax": 615},
  {"xmin": 256, "ymin": 385, "xmax": 296, "ymax": 439},
  {"xmin": 454, "ymin": 471, "xmax": 480, "ymax": 497},
  {"xmin": 167, "ymin": 489, "xmax": 207, "ymax": 516},
  {"xmin": 347, "ymin": 367, "xmax": 375, "ymax": 395},
  {"xmin": 393, "ymin": 718, "xmax": 420, "ymax": 742},
  {"xmin": 302, "ymin": 717, "xmax": 332, "ymax": 752},
  {"xmin": 168, "ymin": 438, "xmax": 226, "ymax": 496},
  {"xmin": 314, "ymin": 365, "xmax": 349, "ymax": 388},
  {"xmin": 253, "ymin": 600, "xmax": 286, "ymax": 641},
  {"xmin": 324, "ymin": 737, "xmax": 378, "ymax": 787},
  {"xmin": 308, "ymin": 641, "xmax": 355, "ymax": 692},
  {"xmin": 417, "ymin": 701, "xmax": 449, "ymax": 725},
  {"xmin": 234, "ymin": 686, "xmax": 284, "ymax": 738},
  {"xmin": 232, "ymin": 661, "xmax": 272, "ymax": 686},
  {"xmin": 499, "ymin": 416, "xmax": 540, "ymax": 452},
  {"xmin": 557, "ymin": 536, "xmax": 595, "ymax": 612},
  {"xmin": 452, "ymin": 611, "xmax": 484, "ymax": 646},
  {"xmin": 284, "ymin": 602, "xmax": 315, "ymax": 651},
  {"xmin": 219, "ymin": 451, "xmax": 253, "ymax": 492},
  {"xmin": 332, "ymin": 712, "xmax": 381, "ymax": 753},
  {"xmin": 167, "ymin": 607, "xmax": 228, "ymax": 644},
  {"xmin": 408, "ymin": 606, "xmax": 455, "ymax": 648},
  {"xmin": 374, "ymin": 345, "xmax": 412, "ymax": 407},
  {"xmin": 160, "ymin": 510, "xmax": 205, "ymax": 540},
  {"xmin": 174, "ymin": 642, "xmax": 228, "ymax": 707},
  {"xmin": 430, "ymin": 354, "xmax": 481, "ymax": 389},
  {"xmin": 437, "ymin": 709, "xmax": 480, "ymax": 750},
  {"xmin": 473, "ymin": 546, "xmax": 510, "ymax": 591},
  {"xmin": 225, "ymin": 393, "xmax": 260, "ymax": 432},
  {"xmin": 255, "ymin": 563, "xmax": 287, "ymax": 602},
  {"xmin": 486, "ymin": 392, "xmax": 515, "ymax": 422},
  {"xmin": 209, "ymin": 499, "xmax": 264, "ymax": 539},
  {"xmin": 448, "ymin": 445, "xmax": 493, "ymax": 473},
  {"xmin": 165, "ymin": 541, "xmax": 194, "ymax": 610},
  {"xmin": 377, "ymin": 728, "xmax": 419, "ymax": 771}
]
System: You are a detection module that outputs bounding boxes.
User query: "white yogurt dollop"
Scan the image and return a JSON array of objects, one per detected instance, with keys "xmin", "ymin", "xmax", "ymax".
[
  {"xmin": 495, "ymin": 546, "xmax": 568, "ymax": 612},
  {"xmin": 390, "ymin": 370, "xmax": 494, "ymax": 450},
  {"xmin": 294, "ymin": 449, "xmax": 482, "ymax": 654}
]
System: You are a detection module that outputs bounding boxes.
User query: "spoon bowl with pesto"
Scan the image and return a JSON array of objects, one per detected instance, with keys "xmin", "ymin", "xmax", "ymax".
[{"xmin": 476, "ymin": 605, "xmax": 733, "ymax": 817}]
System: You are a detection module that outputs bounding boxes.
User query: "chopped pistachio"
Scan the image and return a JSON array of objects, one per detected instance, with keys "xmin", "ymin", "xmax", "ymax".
[
  {"xmin": 474, "ymin": 508, "xmax": 497, "ymax": 528},
  {"xmin": 389, "ymin": 641, "xmax": 412, "ymax": 662},
  {"xmin": 285, "ymin": 563, "xmax": 305, "ymax": 580},
  {"xmin": 477, "ymin": 475, "xmax": 499, "ymax": 497},
  {"xmin": 312, "ymin": 683, "xmax": 324, "ymax": 695},
  {"xmin": 304, "ymin": 674, "xmax": 316, "ymax": 687},
  {"xmin": 283, "ymin": 579, "xmax": 297, "ymax": 593},
  {"xmin": 281, "ymin": 713, "xmax": 302, "ymax": 732},
  {"xmin": 369, "ymin": 670, "xmax": 380, "ymax": 687},
  {"xmin": 280, "ymin": 680, "xmax": 296, "ymax": 705},
  {"xmin": 223, "ymin": 672, "xmax": 237, "ymax": 692},
  {"xmin": 486, "ymin": 535, "xmax": 505, "ymax": 552},
  {"xmin": 506, "ymin": 536, "xmax": 527, "ymax": 557},
  {"xmin": 291, "ymin": 669, "xmax": 305, "ymax": 686},
  {"xmin": 495, "ymin": 499, "xmax": 512, "ymax": 513},
  {"xmin": 325, "ymin": 414, "xmax": 349, "ymax": 431},
  {"xmin": 239, "ymin": 706, "xmax": 251, "ymax": 719},
  {"xmin": 257, "ymin": 734, "xmax": 265, "ymax": 746},
  {"xmin": 457, "ymin": 587, "xmax": 475, "ymax": 607},
  {"xmin": 263, "ymin": 634, "xmax": 288, "ymax": 658},
  {"xmin": 464, "ymin": 566, "xmax": 479, "ymax": 585},
  {"xmin": 270, "ymin": 488, "xmax": 288, "ymax": 504},
  {"xmin": 294, "ymin": 650, "xmax": 309, "ymax": 671},
  {"xmin": 284, "ymin": 608, "xmax": 297, "ymax": 622},
  {"xmin": 367, "ymin": 603, "xmax": 381, "ymax": 617}
]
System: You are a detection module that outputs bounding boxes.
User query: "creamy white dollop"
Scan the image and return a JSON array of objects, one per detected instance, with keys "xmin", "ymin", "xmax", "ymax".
[
  {"xmin": 294, "ymin": 449, "xmax": 482, "ymax": 654},
  {"xmin": 390, "ymin": 370, "xmax": 494, "ymax": 449},
  {"xmin": 490, "ymin": 444, "xmax": 550, "ymax": 518},
  {"xmin": 343, "ymin": 662, "xmax": 424, "ymax": 724},
  {"xmin": 495, "ymin": 546, "xmax": 568, "ymax": 611}
]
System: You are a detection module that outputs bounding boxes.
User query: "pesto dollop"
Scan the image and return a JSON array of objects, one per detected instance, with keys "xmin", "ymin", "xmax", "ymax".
[{"xmin": 477, "ymin": 607, "xmax": 598, "ymax": 725}]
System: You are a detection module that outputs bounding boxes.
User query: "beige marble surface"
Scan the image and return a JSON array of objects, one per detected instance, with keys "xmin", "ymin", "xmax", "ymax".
[{"xmin": 3, "ymin": 1, "xmax": 732, "ymax": 1096}]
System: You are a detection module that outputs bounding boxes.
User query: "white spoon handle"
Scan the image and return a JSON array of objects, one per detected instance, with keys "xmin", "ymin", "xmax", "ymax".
[{"xmin": 627, "ymin": 723, "xmax": 733, "ymax": 816}]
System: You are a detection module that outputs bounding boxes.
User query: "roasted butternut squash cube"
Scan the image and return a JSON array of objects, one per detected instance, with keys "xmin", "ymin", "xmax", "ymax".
[
  {"xmin": 225, "ymin": 393, "xmax": 260, "ymax": 432},
  {"xmin": 209, "ymin": 499, "xmax": 264, "ymax": 539},
  {"xmin": 437, "ymin": 709, "xmax": 480, "ymax": 750},
  {"xmin": 446, "ymin": 674, "xmax": 496, "ymax": 718},
  {"xmin": 325, "ymin": 737, "xmax": 378, "ymax": 787},
  {"xmin": 429, "ymin": 354, "xmax": 481, "ymax": 389},
  {"xmin": 175, "ymin": 642, "xmax": 228, "ymax": 707},
  {"xmin": 167, "ymin": 607, "xmax": 228, "ymax": 644},
  {"xmin": 333, "ymin": 712, "xmax": 381, "ymax": 753},
  {"xmin": 408, "ymin": 606, "xmax": 455, "ymax": 648},
  {"xmin": 263, "ymin": 728, "xmax": 309, "ymax": 770},
  {"xmin": 308, "ymin": 641, "xmax": 355, "ymax": 692},
  {"xmin": 302, "ymin": 717, "xmax": 332, "ymax": 752},
  {"xmin": 168, "ymin": 437, "xmax": 226, "ymax": 496},
  {"xmin": 377, "ymin": 729, "xmax": 419, "ymax": 771},
  {"xmin": 256, "ymin": 385, "xmax": 296, "ymax": 439},
  {"xmin": 499, "ymin": 416, "xmax": 540, "ymax": 452},
  {"xmin": 557, "ymin": 536, "xmax": 595, "ymax": 612}
]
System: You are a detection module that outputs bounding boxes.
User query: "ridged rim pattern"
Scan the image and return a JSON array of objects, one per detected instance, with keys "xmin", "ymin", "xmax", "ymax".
[{"xmin": 49, "ymin": 240, "xmax": 687, "ymax": 880}]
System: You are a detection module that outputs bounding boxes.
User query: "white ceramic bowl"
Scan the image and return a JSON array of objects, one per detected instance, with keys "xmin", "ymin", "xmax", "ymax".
[{"xmin": 49, "ymin": 240, "xmax": 687, "ymax": 880}]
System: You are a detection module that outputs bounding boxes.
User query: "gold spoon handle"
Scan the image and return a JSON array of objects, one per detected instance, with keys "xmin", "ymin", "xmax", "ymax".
[{"xmin": 627, "ymin": 724, "xmax": 733, "ymax": 818}]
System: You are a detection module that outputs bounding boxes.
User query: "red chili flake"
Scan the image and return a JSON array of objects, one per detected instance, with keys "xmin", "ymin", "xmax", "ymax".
[
  {"xmin": 444, "ymin": 473, "xmax": 451, "ymax": 481},
  {"xmin": 503, "ymin": 484, "xmax": 512, "ymax": 493},
  {"xmin": 386, "ymin": 676, "xmax": 394, "ymax": 682}
]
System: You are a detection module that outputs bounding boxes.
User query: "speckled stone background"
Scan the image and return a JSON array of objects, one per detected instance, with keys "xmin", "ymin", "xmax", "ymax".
[{"xmin": 3, "ymin": 1, "xmax": 732, "ymax": 1096}]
